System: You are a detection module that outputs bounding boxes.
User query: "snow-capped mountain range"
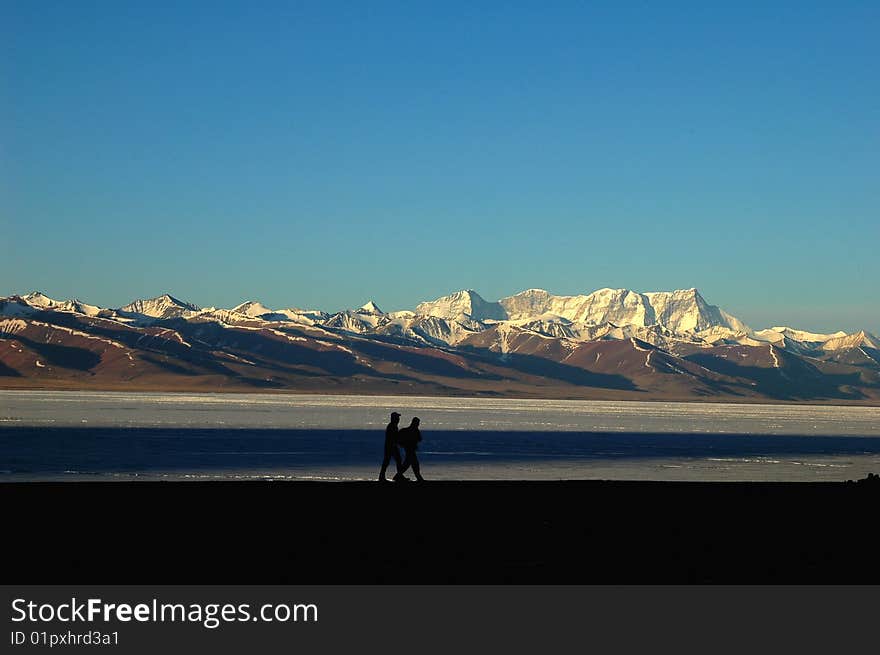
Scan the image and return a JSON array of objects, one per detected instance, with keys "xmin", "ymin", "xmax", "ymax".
[
  {"xmin": 2, "ymin": 287, "xmax": 878, "ymax": 402},
  {"xmin": 418, "ymin": 287, "xmax": 749, "ymax": 334},
  {"xmin": 3, "ymin": 287, "xmax": 876, "ymax": 352}
]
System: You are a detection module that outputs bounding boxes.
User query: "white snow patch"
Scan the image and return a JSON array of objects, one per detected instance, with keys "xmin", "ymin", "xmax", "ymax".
[
  {"xmin": 28, "ymin": 320, "xmax": 128, "ymax": 350},
  {"xmin": 0, "ymin": 319, "xmax": 28, "ymax": 335}
]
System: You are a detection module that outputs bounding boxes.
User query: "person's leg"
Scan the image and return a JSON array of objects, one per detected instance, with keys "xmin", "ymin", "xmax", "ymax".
[
  {"xmin": 400, "ymin": 449, "xmax": 421, "ymax": 477},
  {"xmin": 379, "ymin": 450, "xmax": 392, "ymax": 480},
  {"xmin": 392, "ymin": 448, "xmax": 408, "ymax": 481}
]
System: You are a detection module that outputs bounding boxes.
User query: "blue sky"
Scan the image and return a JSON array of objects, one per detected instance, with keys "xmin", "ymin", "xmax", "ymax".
[{"xmin": 2, "ymin": 2, "xmax": 878, "ymax": 332}]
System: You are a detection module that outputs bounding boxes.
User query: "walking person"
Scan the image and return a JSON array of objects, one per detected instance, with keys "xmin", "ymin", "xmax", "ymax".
[
  {"xmin": 397, "ymin": 417, "xmax": 424, "ymax": 482},
  {"xmin": 378, "ymin": 411, "xmax": 405, "ymax": 482}
]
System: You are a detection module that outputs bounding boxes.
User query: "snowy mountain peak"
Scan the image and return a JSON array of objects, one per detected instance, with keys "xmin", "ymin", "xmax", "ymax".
[
  {"xmin": 415, "ymin": 289, "xmax": 507, "ymax": 322},
  {"xmin": 415, "ymin": 286, "xmax": 748, "ymax": 333},
  {"xmin": 501, "ymin": 289, "xmax": 583, "ymax": 321},
  {"xmin": 153, "ymin": 293, "xmax": 196, "ymax": 307},
  {"xmin": 642, "ymin": 288, "xmax": 747, "ymax": 333},
  {"xmin": 821, "ymin": 330, "xmax": 880, "ymax": 351},
  {"xmin": 121, "ymin": 294, "xmax": 200, "ymax": 318},
  {"xmin": 359, "ymin": 300, "xmax": 383, "ymax": 314},
  {"xmin": 23, "ymin": 292, "xmax": 61, "ymax": 309},
  {"xmin": 232, "ymin": 301, "xmax": 275, "ymax": 317},
  {"xmin": 58, "ymin": 299, "xmax": 103, "ymax": 317},
  {"xmin": 764, "ymin": 326, "xmax": 848, "ymax": 343},
  {"xmin": 574, "ymin": 288, "xmax": 653, "ymax": 326}
]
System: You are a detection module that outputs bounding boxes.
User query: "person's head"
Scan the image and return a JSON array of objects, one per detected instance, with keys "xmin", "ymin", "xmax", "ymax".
[
  {"xmin": 410, "ymin": 417, "xmax": 420, "ymax": 427},
  {"xmin": 390, "ymin": 412, "xmax": 401, "ymax": 425}
]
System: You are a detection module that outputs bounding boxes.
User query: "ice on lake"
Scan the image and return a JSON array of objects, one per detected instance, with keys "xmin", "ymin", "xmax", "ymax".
[{"xmin": 2, "ymin": 390, "xmax": 879, "ymax": 481}]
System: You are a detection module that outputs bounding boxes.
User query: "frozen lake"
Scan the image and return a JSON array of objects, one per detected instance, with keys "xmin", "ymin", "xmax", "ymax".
[{"xmin": 2, "ymin": 390, "xmax": 879, "ymax": 481}]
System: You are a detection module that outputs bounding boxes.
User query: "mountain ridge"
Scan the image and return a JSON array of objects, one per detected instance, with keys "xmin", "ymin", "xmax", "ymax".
[
  {"xmin": 2, "ymin": 287, "xmax": 878, "ymax": 403},
  {"xmin": 5, "ymin": 287, "xmax": 875, "ymax": 346}
]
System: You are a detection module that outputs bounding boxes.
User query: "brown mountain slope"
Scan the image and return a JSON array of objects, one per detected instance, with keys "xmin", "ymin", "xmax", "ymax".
[{"xmin": 1, "ymin": 313, "xmax": 879, "ymax": 403}]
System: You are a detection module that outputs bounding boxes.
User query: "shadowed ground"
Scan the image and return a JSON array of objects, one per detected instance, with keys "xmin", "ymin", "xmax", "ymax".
[
  {"xmin": 3, "ymin": 427, "xmax": 880, "ymax": 479},
  {"xmin": 4, "ymin": 480, "xmax": 879, "ymax": 583}
]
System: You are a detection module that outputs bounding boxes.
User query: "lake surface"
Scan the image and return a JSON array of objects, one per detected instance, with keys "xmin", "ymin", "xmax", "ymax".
[{"xmin": 2, "ymin": 390, "xmax": 880, "ymax": 481}]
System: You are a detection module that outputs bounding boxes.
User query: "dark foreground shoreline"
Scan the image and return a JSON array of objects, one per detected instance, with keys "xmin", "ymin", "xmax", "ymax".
[{"xmin": 4, "ymin": 480, "xmax": 879, "ymax": 583}]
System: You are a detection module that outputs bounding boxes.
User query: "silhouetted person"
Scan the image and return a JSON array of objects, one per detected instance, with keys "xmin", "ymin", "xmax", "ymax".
[
  {"xmin": 398, "ymin": 417, "xmax": 424, "ymax": 481},
  {"xmin": 378, "ymin": 411, "xmax": 404, "ymax": 482}
]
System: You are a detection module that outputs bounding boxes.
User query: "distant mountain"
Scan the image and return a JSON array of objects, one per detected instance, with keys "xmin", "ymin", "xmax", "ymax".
[
  {"xmin": 497, "ymin": 287, "xmax": 748, "ymax": 332},
  {"xmin": 22, "ymin": 292, "xmax": 63, "ymax": 310},
  {"xmin": 756, "ymin": 326, "xmax": 848, "ymax": 344},
  {"xmin": 231, "ymin": 300, "xmax": 275, "ymax": 318},
  {"xmin": 120, "ymin": 294, "xmax": 201, "ymax": 320},
  {"xmin": 821, "ymin": 330, "xmax": 880, "ymax": 351},
  {"xmin": 415, "ymin": 290, "xmax": 507, "ymax": 322},
  {"xmin": 1, "ymin": 287, "xmax": 877, "ymax": 403}
]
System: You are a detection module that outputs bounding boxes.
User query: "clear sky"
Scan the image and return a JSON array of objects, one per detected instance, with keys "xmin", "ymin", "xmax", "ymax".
[{"xmin": 2, "ymin": 1, "xmax": 878, "ymax": 333}]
